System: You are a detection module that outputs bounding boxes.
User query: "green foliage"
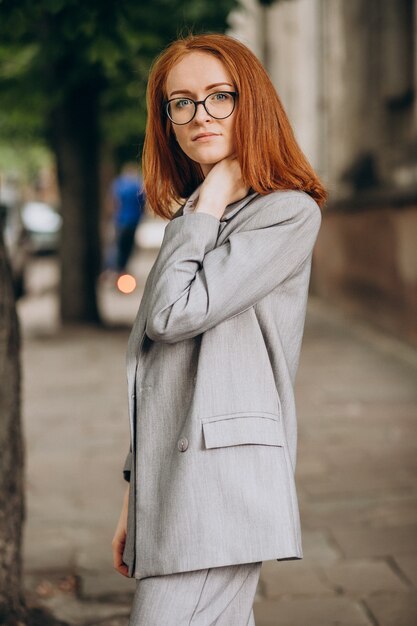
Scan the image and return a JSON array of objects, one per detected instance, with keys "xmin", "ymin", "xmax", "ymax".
[
  {"xmin": 0, "ymin": 142, "xmax": 52, "ymax": 182},
  {"xmin": 0, "ymin": 0, "xmax": 238, "ymax": 164}
]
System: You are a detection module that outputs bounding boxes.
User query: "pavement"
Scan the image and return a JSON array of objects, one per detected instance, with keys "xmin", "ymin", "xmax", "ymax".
[{"xmin": 16, "ymin": 249, "xmax": 417, "ymax": 626}]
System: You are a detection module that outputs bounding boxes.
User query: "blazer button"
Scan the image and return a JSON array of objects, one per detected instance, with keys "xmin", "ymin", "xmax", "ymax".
[{"xmin": 177, "ymin": 437, "xmax": 189, "ymax": 452}]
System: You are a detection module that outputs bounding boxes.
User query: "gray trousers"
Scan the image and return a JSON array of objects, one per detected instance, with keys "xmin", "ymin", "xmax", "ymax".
[{"xmin": 127, "ymin": 561, "xmax": 263, "ymax": 625}]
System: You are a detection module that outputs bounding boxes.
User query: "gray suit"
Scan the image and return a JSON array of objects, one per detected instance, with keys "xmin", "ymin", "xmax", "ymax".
[{"xmin": 122, "ymin": 188, "xmax": 322, "ymax": 580}]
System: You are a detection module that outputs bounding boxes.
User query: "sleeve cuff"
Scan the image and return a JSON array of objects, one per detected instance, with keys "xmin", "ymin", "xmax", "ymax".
[{"xmin": 123, "ymin": 450, "xmax": 132, "ymax": 483}]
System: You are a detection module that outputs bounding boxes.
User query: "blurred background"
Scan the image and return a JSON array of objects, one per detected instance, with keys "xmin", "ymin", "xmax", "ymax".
[{"xmin": 1, "ymin": 1, "xmax": 416, "ymax": 625}]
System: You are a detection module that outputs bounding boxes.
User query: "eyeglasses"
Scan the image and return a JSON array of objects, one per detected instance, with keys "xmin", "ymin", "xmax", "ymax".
[{"xmin": 165, "ymin": 91, "xmax": 238, "ymax": 125}]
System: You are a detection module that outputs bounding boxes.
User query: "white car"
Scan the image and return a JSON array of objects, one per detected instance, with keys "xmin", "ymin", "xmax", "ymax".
[{"xmin": 21, "ymin": 201, "xmax": 62, "ymax": 254}]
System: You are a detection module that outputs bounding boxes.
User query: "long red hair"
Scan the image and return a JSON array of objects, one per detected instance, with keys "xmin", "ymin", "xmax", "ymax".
[{"xmin": 142, "ymin": 33, "xmax": 327, "ymax": 219}]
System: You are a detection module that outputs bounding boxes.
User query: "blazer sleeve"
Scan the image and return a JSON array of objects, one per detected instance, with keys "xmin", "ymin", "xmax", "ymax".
[
  {"xmin": 123, "ymin": 445, "xmax": 132, "ymax": 482},
  {"xmin": 145, "ymin": 192, "xmax": 322, "ymax": 344}
]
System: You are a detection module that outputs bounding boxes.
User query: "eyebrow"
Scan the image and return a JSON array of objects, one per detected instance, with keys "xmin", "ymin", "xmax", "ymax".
[{"xmin": 168, "ymin": 82, "xmax": 234, "ymax": 98}]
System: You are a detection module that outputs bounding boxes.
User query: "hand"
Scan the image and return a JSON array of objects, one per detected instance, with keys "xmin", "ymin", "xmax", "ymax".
[
  {"xmin": 195, "ymin": 155, "xmax": 250, "ymax": 220},
  {"xmin": 112, "ymin": 485, "xmax": 130, "ymax": 577}
]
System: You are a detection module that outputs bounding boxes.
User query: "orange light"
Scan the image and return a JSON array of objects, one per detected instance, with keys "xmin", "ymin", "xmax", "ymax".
[{"xmin": 117, "ymin": 274, "xmax": 136, "ymax": 294}]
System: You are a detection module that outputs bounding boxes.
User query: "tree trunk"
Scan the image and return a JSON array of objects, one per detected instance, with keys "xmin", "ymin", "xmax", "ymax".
[
  {"xmin": 50, "ymin": 80, "xmax": 102, "ymax": 324},
  {"xmin": 0, "ymin": 207, "xmax": 26, "ymax": 623}
]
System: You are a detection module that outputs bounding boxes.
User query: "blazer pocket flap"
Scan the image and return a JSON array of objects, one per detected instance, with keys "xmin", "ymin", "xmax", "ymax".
[{"xmin": 202, "ymin": 415, "xmax": 285, "ymax": 449}]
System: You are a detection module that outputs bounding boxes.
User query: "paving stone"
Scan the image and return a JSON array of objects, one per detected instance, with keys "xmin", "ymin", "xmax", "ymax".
[
  {"xmin": 80, "ymin": 570, "xmax": 135, "ymax": 599},
  {"xmin": 300, "ymin": 529, "xmax": 342, "ymax": 564},
  {"xmin": 302, "ymin": 467, "xmax": 416, "ymax": 499},
  {"xmin": 260, "ymin": 560, "xmax": 333, "ymax": 598},
  {"xmin": 393, "ymin": 554, "xmax": 417, "ymax": 587},
  {"xmin": 38, "ymin": 593, "xmax": 130, "ymax": 626},
  {"xmin": 309, "ymin": 443, "xmax": 417, "ymax": 472},
  {"xmin": 331, "ymin": 525, "xmax": 417, "ymax": 559},
  {"xmin": 253, "ymin": 597, "xmax": 372, "ymax": 626},
  {"xmin": 22, "ymin": 526, "xmax": 76, "ymax": 572},
  {"xmin": 24, "ymin": 570, "xmax": 80, "ymax": 599},
  {"xmin": 295, "ymin": 454, "xmax": 329, "ymax": 478},
  {"xmin": 365, "ymin": 592, "xmax": 417, "ymax": 626},
  {"xmin": 321, "ymin": 558, "xmax": 409, "ymax": 595},
  {"xmin": 23, "ymin": 572, "xmax": 131, "ymax": 625},
  {"xmin": 301, "ymin": 495, "xmax": 417, "ymax": 530},
  {"xmin": 73, "ymin": 529, "xmax": 117, "ymax": 572}
]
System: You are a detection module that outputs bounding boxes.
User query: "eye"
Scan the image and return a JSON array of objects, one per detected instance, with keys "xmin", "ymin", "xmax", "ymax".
[
  {"xmin": 212, "ymin": 92, "xmax": 229, "ymax": 101},
  {"xmin": 174, "ymin": 98, "xmax": 193, "ymax": 109}
]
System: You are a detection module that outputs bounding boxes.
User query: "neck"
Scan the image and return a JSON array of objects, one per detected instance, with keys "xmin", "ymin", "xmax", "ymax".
[{"xmin": 200, "ymin": 162, "xmax": 215, "ymax": 177}]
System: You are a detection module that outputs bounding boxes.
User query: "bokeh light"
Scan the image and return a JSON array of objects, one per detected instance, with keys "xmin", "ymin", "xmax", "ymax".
[{"xmin": 116, "ymin": 274, "xmax": 136, "ymax": 294}]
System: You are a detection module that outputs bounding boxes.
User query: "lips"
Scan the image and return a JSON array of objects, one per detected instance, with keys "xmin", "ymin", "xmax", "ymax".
[{"xmin": 192, "ymin": 133, "xmax": 220, "ymax": 141}]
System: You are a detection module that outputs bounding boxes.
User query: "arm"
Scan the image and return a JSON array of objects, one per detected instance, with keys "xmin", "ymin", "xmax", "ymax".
[
  {"xmin": 114, "ymin": 446, "xmax": 132, "ymax": 575},
  {"xmin": 112, "ymin": 482, "xmax": 130, "ymax": 577},
  {"xmin": 145, "ymin": 192, "xmax": 322, "ymax": 344}
]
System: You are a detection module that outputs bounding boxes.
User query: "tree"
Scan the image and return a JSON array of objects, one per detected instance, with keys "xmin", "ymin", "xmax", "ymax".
[
  {"xmin": 0, "ymin": 0, "xmax": 237, "ymax": 323},
  {"xmin": 0, "ymin": 201, "xmax": 25, "ymax": 624}
]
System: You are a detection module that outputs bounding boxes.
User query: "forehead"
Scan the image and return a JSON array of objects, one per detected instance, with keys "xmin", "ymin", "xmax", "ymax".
[{"xmin": 165, "ymin": 51, "xmax": 233, "ymax": 96}]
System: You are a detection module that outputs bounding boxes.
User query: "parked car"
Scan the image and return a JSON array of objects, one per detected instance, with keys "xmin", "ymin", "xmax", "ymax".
[{"xmin": 21, "ymin": 201, "xmax": 62, "ymax": 254}]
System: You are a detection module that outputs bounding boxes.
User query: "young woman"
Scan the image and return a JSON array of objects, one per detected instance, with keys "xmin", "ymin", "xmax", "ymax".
[{"xmin": 112, "ymin": 33, "xmax": 327, "ymax": 625}]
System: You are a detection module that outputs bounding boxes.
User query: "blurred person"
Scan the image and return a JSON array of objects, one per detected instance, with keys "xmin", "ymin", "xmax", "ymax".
[
  {"xmin": 112, "ymin": 33, "xmax": 327, "ymax": 625},
  {"xmin": 105, "ymin": 162, "xmax": 145, "ymax": 276}
]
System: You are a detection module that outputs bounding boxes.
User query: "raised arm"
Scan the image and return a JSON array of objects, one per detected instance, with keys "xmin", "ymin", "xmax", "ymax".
[{"xmin": 145, "ymin": 192, "xmax": 322, "ymax": 344}]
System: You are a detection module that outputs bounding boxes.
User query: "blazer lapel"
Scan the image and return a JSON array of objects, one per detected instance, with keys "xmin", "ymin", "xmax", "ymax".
[{"xmin": 220, "ymin": 190, "xmax": 259, "ymax": 222}]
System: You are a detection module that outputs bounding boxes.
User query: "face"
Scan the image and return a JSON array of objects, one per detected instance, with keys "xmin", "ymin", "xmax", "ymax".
[{"xmin": 165, "ymin": 51, "xmax": 237, "ymax": 176}]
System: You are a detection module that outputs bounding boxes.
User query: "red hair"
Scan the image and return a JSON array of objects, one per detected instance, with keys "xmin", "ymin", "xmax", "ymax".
[{"xmin": 142, "ymin": 33, "xmax": 327, "ymax": 219}]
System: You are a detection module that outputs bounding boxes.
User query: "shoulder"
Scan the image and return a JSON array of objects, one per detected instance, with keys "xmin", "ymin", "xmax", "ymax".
[
  {"xmin": 244, "ymin": 189, "xmax": 321, "ymax": 229},
  {"xmin": 257, "ymin": 189, "xmax": 320, "ymax": 211}
]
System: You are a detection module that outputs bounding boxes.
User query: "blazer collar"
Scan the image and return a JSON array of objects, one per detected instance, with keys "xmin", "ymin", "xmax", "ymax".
[
  {"xmin": 220, "ymin": 189, "xmax": 259, "ymax": 221},
  {"xmin": 174, "ymin": 184, "xmax": 259, "ymax": 222}
]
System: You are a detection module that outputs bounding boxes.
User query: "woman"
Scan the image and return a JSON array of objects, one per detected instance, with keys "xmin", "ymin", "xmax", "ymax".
[{"xmin": 112, "ymin": 33, "xmax": 326, "ymax": 625}]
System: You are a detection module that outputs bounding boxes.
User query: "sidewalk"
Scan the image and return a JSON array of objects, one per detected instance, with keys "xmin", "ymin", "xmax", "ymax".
[{"xmin": 17, "ymin": 254, "xmax": 417, "ymax": 626}]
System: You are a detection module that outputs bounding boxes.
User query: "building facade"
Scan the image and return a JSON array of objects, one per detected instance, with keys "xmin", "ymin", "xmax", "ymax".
[{"xmin": 229, "ymin": 0, "xmax": 417, "ymax": 345}]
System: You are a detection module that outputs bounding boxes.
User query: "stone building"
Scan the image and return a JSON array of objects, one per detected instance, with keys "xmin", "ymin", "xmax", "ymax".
[{"xmin": 229, "ymin": 0, "xmax": 417, "ymax": 345}]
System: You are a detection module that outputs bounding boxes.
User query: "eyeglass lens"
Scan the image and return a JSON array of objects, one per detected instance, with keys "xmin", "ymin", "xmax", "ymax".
[{"xmin": 167, "ymin": 92, "xmax": 235, "ymax": 124}]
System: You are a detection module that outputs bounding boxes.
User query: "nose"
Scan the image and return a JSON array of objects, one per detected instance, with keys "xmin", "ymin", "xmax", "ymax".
[{"xmin": 193, "ymin": 101, "xmax": 211, "ymax": 123}]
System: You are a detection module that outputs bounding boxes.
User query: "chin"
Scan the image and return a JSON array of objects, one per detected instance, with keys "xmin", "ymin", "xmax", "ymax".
[
  {"xmin": 192, "ymin": 150, "xmax": 232, "ymax": 166},
  {"xmin": 198, "ymin": 158, "xmax": 222, "ymax": 167}
]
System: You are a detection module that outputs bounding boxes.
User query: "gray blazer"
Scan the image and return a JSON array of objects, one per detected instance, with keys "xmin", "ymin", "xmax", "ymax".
[{"xmin": 122, "ymin": 188, "xmax": 322, "ymax": 580}]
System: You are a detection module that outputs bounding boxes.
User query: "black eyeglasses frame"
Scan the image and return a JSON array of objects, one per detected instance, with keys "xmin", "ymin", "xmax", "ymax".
[{"xmin": 164, "ymin": 91, "xmax": 238, "ymax": 125}]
